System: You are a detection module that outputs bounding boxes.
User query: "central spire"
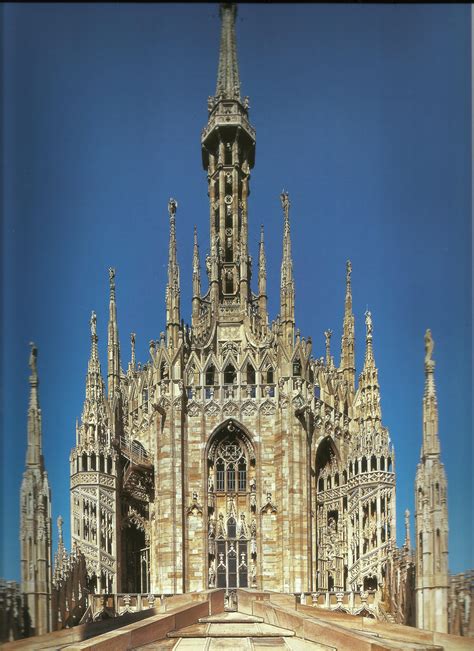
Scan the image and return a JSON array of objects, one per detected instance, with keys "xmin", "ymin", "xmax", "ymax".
[{"xmin": 200, "ymin": 3, "xmax": 256, "ymax": 314}]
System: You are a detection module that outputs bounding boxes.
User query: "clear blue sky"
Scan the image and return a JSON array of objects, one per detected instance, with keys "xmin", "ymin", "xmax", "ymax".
[{"xmin": 2, "ymin": 4, "xmax": 472, "ymax": 580}]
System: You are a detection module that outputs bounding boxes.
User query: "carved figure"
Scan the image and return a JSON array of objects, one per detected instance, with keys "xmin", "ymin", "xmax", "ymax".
[{"xmin": 425, "ymin": 329, "xmax": 434, "ymax": 364}]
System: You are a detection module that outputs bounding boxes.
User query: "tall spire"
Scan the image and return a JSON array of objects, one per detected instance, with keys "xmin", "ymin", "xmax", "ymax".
[
  {"xmin": 86, "ymin": 311, "xmax": 104, "ymax": 404},
  {"xmin": 324, "ymin": 329, "xmax": 334, "ymax": 367},
  {"xmin": 26, "ymin": 342, "xmax": 42, "ymax": 467},
  {"xmin": 81, "ymin": 312, "xmax": 107, "ymax": 446},
  {"xmin": 107, "ymin": 267, "xmax": 121, "ymax": 398},
  {"xmin": 53, "ymin": 515, "xmax": 68, "ymax": 585},
  {"xmin": 340, "ymin": 260, "xmax": 355, "ymax": 390},
  {"xmin": 404, "ymin": 508, "xmax": 411, "ymax": 550},
  {"xmin": 21, "ymin": 342, "xmax": 52, "ymax": 636},
  {"xmin": 258, "ymin": 225, "xmax": 268, "ymax": 323},
  {"xmin": 415, "ymin": 329, "xmax": 449, "ymax": 632},
  {"xmin": 200, "ymin": 3, "xmax": 255, "ymax": 319},
  {"xmin": 422, "ymin": 329, "xmax": 440, "ymax": 457},
  {"xmin": 216, "ymin": 3, "xmax": 240, "ymax": 100},
  {"xmin": 280, "ymin": 190, "xmax": 295, "ymax": 347},
  {"xmin": 192, "ymin": 226, "xmax": 201, "ymax": 299},
  {"xmin": 129, "ymin": 332, "xmax": 136, "ymax": 372},
  {"xmin": 166, "ymin": 198, "xmax": 181, "ymax": 348},
  {"xmin": 357, "ymin": 310, "xmax": 381, "ymax": 422},
  {"xmin": 192, "ymin": 226, "xmax": 202, "ymax": 324}
]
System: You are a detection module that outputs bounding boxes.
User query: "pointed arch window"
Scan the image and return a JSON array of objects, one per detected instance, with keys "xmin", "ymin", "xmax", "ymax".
[
  {"xmin": 238, "ymin": 458, "xmax": 247, "ymax": 491},
  {"xmin": 216, "ymin": 459, "xmax": 225, "ymax": 491},
  {"xmin": 224, "ymin": 364, "xmax": 236, "ymax": 385},
  {"xmin": 264, "ymin": 366, "xmax": 274, "ymax": 385},
  {"xmin": 208, "ymin": 427, "xmax": 254, "ymax": 592},
  {"xmin": 246, "ymin": 363, "xmax": 256, "ymax": 385},
  {"xmin": 206, "ymin": 365, "xmax": 216, "ymax": 386},
  {"xmin": 293, "ymin": 359, "xmax": 301, "ymax": 377},
  {"xmin": 227, "ymin": 517, "xmax": 237, "ymax": 538},
  {"xmin": 227, "ymin": 463, "xmax": 236, "ymax": 491}
]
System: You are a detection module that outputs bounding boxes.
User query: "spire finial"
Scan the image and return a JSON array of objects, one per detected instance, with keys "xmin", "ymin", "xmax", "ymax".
[
  {"xmin": 107, "ymin": 267, "xmax": 120, "ymax": 398},
  {"xmin": 90, "ymin": 311, "xmax": 97, "ymax": 338},
  {"xmin": 130, "ymin": 332, "xmax": 136, "ymax": 369},
  {"xmin": 346, "ymin": 259, "xmax": 352, "ymax": 289},
  {"xmin": 90, "ymin": 310, "xmax": 99, "ymax": 361},
  {"xmin": 424, "ymin": 328, "xmax": 435, "ymax": 369},
  {"xmin": 29, "ymin": 342, "xmax": 38, "ymax": 384},
  {"xmin": 216, "ymin": 3, "xmax": 240, "ymax": 99},
  {"xmin": 168, "ymin": 197, "xmax": 178, "ymax": 220},
  {"xmin": 109, "ymin": 266, "xmax": 116, "ymax": 298},
  {"xmin": 365, "ymin": 309, "xmax": 373, "ymax": 338},
  {"xmin": 280, "ymin": 189, "xmax": 290, "ymax": 223},
  {"xmin": 57, "ymin": 515, "xmax": 63, "ymax": 544},
  {"xmin": 324, "ymin": 329, "xmax": 333, "ymax": 366},
  {"xmin": 340, "ymin": 260, "xmax": 355, "ymax": 390},
  {"xmin": 357, "ymin": 309, "xmax": 382, "ymax": 421}
]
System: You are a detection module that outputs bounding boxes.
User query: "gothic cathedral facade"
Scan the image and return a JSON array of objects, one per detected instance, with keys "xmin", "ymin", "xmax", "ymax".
[
  {"xmin": 18, "ymin": 4, "xmax": 451, "ymax": 635},
  {"xmin": 68, "ymin": 3, "xmax": 399, "ymax": 600}
]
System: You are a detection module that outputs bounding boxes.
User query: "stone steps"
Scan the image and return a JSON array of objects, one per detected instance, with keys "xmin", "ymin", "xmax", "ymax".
[
  {"xmin": 198, "ymin": 612, "xmax": 264, "ymax": 624},
  {"xmin": 167, "ymin": 622, "xmax": 295, "ymax": 639}
]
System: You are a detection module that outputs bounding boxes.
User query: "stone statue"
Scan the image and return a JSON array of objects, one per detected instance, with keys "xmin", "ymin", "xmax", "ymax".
[
  {"xmin": 365, "ymin": 310, "xmax": 373, "ymax": 336},
  {"xmin": 208, "ymin": 564, "xmax": 216, "ymax": 587},
  {"xmin": 29, "ymin": 342, "xmax": 37, "ymax": 375},
  {"xmin": 425, "ymin": 329, "xmax": 434, "ymax": 364}
]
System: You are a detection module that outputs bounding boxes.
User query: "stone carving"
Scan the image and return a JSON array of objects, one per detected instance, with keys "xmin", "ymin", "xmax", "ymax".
[{"xmin": 261, "ymin": 492, "xmax": 277, "ymax": 514}]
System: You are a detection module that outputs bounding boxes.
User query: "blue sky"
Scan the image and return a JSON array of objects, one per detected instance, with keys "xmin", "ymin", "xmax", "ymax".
[{"xmin": 2, "ymin": 4, "xmax": 472, "ymax": 580}]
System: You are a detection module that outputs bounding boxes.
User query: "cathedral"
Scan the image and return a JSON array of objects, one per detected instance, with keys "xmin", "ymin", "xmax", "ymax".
[{"xmin": 14, "ymin": 3, "xmax": 464, "ymax": 645}]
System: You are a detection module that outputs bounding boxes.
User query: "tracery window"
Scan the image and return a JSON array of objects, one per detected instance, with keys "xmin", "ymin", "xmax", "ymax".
[
  {"xmin": 214, "ymin": 437, "xmax": 247, "ymax": 493},
  {"xmin": 207, "ymin": 424, "xmax": 256, "ymax": 596}
]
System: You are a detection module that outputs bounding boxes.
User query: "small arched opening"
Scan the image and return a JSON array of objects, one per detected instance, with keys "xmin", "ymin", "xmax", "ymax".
[
  {"xmin": 224, "ymin": 364, "xmax": 237, "ymax": 385},
  {"xmin": 363, "ymin": 576, "xmax": 377, "ymax": 591},
  {"xmin": 293, "ymin": 359, "xmax": 302, "ymax": 377},
  {"xmin": 205, "ymin": 365, "xmax": 216, "ymax": 386},
  {"xmin": 246, "ymin": 363, "xmax": 256, "ymax": 385}
]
